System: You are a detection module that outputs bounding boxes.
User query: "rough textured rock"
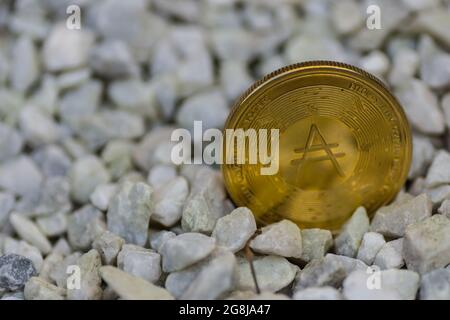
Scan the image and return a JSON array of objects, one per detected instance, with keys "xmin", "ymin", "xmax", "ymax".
[
  {"xmin": 371, "ymin": 194, "xmax": 432, "ymax": 238},
  {"xmin": 335, "ymin": 207, "xmax": 369, "ymax": 257},
  {"xmin": 90, "ymin": 183, "xmax": 118, "ymax": 211},
  {"xmin": 236, "ymin": 255, "xmax": 297, "ymax": 292},
  {"xmin": 419, "ymin": 268, "xmax": 450, "ymax": 300},
  {"xmin": 67, "ymin": 205, "xmax": 106, "ymax": 251},
  {"xmin": 293, "ymin": 286, "xmax": 343, "ymax": 300},
  {"xmin": 0, "ymin": 254, "xmax": 37, "ymax": 291},
  {"xmin": 403, "ymin": 215, "xmax": 450, "ymax": 274},
  {"xmin": 9, "ymin": 213, "xmax": 52, "ymax": 254},
  {"xmin": 100, "ymin": 266, "xmax": 174, "ymax": 300},
  {"xmin": 0, "ymin": 156, "xmax": 43, "ymax": 198},
  {"xmin": 117, "ymin": 244, "xmax": 161, "ymax": 283},
  {"xmin": 161, "ymin": 233, "xmax": 216, "ymax": 272},
  {"xmin": 300, "ymin": 228, "xmax": 333, "ymax": 263},
  {"xmin": 425, "ymin": 150, "xmax": 450, "ymax": 188},
  {"xmin": 374, "ymin": 239, "xmax": 405, "ymax": 270},
  {"xmin": 250, "ymin": 219, "xmax": 302, "ymax": 258},
  {"xmin": 107, "ymin": 181, "xmax": 153, "ymax": 246},
  {"xmin": 92, "ymin": 231, "xmax": 125, "ymax": 265},
  {"xmin": 212, "ymin": 207, "xmax": 257, "ymax": 253},
  {"xmin": 149, "ymin": 230, "xmax": 176, "ymax": 253},
  {"xmin": 356, "ymin": 232, "xmax": 386, "ymax": 265},
  {"xmin": 67, "ymin": 250, "xmax": 103, "ymax": 300},
  {"xmin": 24, "ymin": 277, "xmax": 65, "ymax": 300}
]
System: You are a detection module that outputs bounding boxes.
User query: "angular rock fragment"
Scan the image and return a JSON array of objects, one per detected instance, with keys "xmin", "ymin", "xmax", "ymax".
[
  {"xmin": 300, "ymin": 229, "xmax": 333, "ymax": 263},
  {"xmin": 117, "ymin": 244, "xmax": 161, "ymax": 283},
  {"xmin": 335, "ymin": 207, "xmax": 369, "ymax": 257}
]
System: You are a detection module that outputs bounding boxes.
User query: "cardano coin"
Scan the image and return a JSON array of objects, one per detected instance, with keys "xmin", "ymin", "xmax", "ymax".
[{"xmin": 222, "ymin": 61, "xmax": 412, "ymax": 232}]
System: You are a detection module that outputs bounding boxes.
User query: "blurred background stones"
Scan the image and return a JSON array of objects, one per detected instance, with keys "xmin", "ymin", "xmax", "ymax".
[{"xmin": 0, "ymin": 0, "xmax": 450, "ymax": 300}]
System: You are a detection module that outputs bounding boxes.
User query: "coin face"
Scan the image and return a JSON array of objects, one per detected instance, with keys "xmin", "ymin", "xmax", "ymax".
[{"xmin": 222, "ymin": 61, "xmax": 412, "ymax": 231}]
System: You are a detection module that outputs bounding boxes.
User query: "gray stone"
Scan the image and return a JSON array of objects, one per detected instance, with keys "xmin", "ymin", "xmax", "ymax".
[
  {"xmin": 9, "ymin": 213, "xmax": 52, "ymax": 254},
  {"xmin": 403, "ymin": 215, "xmax": 450, "ymax": 274},
  {"xmin": 67, "ymin": 250, "xmax": 102, "ymax": 300},
  {"xmin": 0, "ymin": 156, "xmax": 43, "ymax": 198},
  {"xmin": 359, "ymin": 51, "xmax": 390, "ymax": 78},
  {"xmin": 10, "ymin": 35, "xmax": 39, "ymax": 92},
  {"xmin": 442, "ymin": 93, "xmax": 450, "ymax": 130},
  {"xmin": 219, "ymin": 61, "xmax": 253, "ymax": 101},
  {"xmin": 356, "ymin": 232, "xmax": 386, "ymax": 265},
  {"xmin": 32, "ymin": 145, "xmax": 71, "ymax": 178},
  {"xmin": 426, "ymin": 150, "xmax": 450, "ymax": 188},
  {"xmin": 43, "ymin": 23, "xmax": 94, "ymax": 71},
  {"xmin": 371, "ymin": 194, "xmax": 432, "ymax": 238},
  {"xmin": 425, "ymin": 184, "xmax": 450, "ymax": 206},
  {"xmin": 236, "ymin": 255, "xmax": 297, "ymax": 292},
  {"xmin": 0, "ymin": 254, "xmax": 37, "ymax": 291},
  {"xmin": 212, "ymin": 207, "xmax": 257, "ymax": 253},
  {"xmin": 181, "ymin": 250, "xmax": 236, "ymax": 300},
  {"xmin": 388, "ymin": 48, "xmax": 419, "ymax": 87},
  {"xmin": 335, "ymin": 207, "xmax": 370, "ymax": 257},
  {"xmin": 0, "ymin": 192, "xmax": 15, "ymax": 230},
  {"xmin": 152, "ymin": 177, "xmax": 189, "ymax": 227},
  {"xmin": 107, "ymin": 181, "xmax": 153, "ymax": 246},
  {"xmin": 395, "ymin": 79, "xmax": 445, "ymax": 135},
  {"xmin": 300, "ymin": 228, "xmax": 333, "ymax": 263},
  {"xmin": 117, "ymin": 244, "xmax": 161, "ymax": 283},
  {"xmin": 38, "ymin": 253, "xmax": 63, "ymax": 283},
  {"xmin": 33, "ymin": 177, "xmax": 71, "ymax": 217},
  {"xmin": 67, "ymin": 205, "xmax": 106, "ymax": 251},
  {"xmin": 56, "ymin": 69, "xmax": 91, "ymax": 91},
  {"xmin": 49, "ymin": 252, "xmax": 82, "ymax": 288},
  {"xmin": 0, "ymin": 123, "xmax": 23, "ymax": 162},
  {"xmin": 161, "ymin": 233, "xmax": 216, "ymax": 272},
  {"xmin": 99, "ymin": 266, "xmax": 174, "ymax": 300},
  {"xmin": 176, "ymin": 89, "xmax": 228, "ymax": 130},
  {"xmin": 69, "ymin": 156, "xmax": 111, "ymax": 204},
  {"xmin": 418, "ymin": 35, "xmax": 450, "ymax": 89},
  {"xmin": 413, "ymin": 9, "xmax": 450, "ymax": 48},
  {"xmin": 438, "ymin": 199, "xmax": 450, "ymax": 219},
  {"xmin": 250, "ymin": 219, "xmax": 302, "ymax": 258},
  {"xmin": 90, "ymin": 183, "xmax": 118, "ymax": 211},
  {"xmin": 408, "ymin": 135, "xmax": 435, "ymax": 179},
  {"xmin": 90, "ymin": 40, "xmax": 138, "ymax": 78},
  {"xmin": 149, "ymin": 230, "xmax": 176, "ymax": 253},
  {"xmin": 52, "ymin": 238, "xmax": 72, "ymax": 257},
  {"xmin": 182, "ymin": 168, "xmax": 226, "ymax": 234},
  {"xmin": 374, "ymin": 239, "xmax": 405, "ymax": 269},
  {"xmin": 330, "ymin": 0, "xmax": 364, "ymax": 35},
  {"xmin": 293, "ymin": 286, "xmax": 343, "ymax": 300},
  {"xmin": 147, "ymin": 165, "xmax": 177, "ymax": 189},
  {"xmin": 24, "ymin": 277, "xmax": 65, "ymax": 300},
  {"xmin": 3, "ymin": 238, "xmax": 43, "ymax": 273},
  {"xmin": 92, "ymin": 231, "xmax": 125, "ymax": 265},
  {"xmin": 59, "ymin": 81, "xmax": 101, "ymax": 124},
  {"xmin": 101, "ymin": 140, "xmax": 133, "ymax": 181},
  {"xmin": 420, "ymin": 268, "xmax": 450, "ymax": 300}
]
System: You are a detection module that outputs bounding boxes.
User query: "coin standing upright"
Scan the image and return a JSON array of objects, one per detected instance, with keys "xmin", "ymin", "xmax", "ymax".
[{"xmin": 222, "ymin": 61, "xmax": 412, "ymax": 231}]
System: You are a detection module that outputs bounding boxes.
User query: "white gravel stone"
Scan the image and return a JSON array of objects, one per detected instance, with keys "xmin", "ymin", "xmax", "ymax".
[
  {"xmin": 335, "ymin": 207, "xmax": 369, "ymax": 257},
  {"xmin": 371, "ymin": 193, "xmax": 432, "ymax": 238},
  {"xmin": 182, "ymin": 168, "xmax": 226, "ymax": 234},
  {"xmin": 69, "ymin": 156, "xmax": 111, "ymax": 204},
  {"xmin": 343, "ymin": 269, "xmax": 420, "ymax": 300},
  {"xmin": 219, "ymin": 61, "xmax": 253, "ymax": 101},
  {"xmin": 56, "ymin": 69, "xmax": 91, "ymax": 91},
  {"xmin": 24, "ymin": 277, "xmax": 65, "ymax": 300},
  {"xmin": 117, "ymin": 244, "xmax": 161, "ymax": 283},
  {"xmin": 38, "ymin": 252, "xmax": 63, "ymax": 283},
  {"xmin": 9, "ymin": 213, "xmax": 52, "ymax": 254},
  {"xmin": 0, "ymin": 156, "xmax": 43, "ymax": 198},
  {"xmin": 395, "ymin": 79, "xmax": 445, "ymax": 135},
  {"xmin": 442, "ymin": 93, "xmax": 450, "ymax": 129},
  {"xmin": 67, "ymin": 250, "xmax": 102, "ymax": 300},
  {"xmin": 236, "ymin": 255, "xmax": 297, "ymax": 292},
  {"xmin": 374, "ymin": 239, "xmax": 405, "ymax": 270},
  {"xmin": 67, "ymin": 205, "xmax": 106, "ymax": 251},
  {"xmin": 92, "ymin": 231, "xmax": 125, "ymax": 265},
  {"xmin": 36, "ymin": 212, "xmax": 68, "ymax": 237},
  {"xmin": 43, "ymin": 24, "xmax": 94, "ymax": 71},
  {"xmin": 409, "ymin": 135, "xmax": 435, "ymax": 179},
  {"xmin": 59, "ymin": 81, "xmax": 101, "ymax": 124},
  {"xmin": 293, "ymin": 286, "xmax": 343, "ymax": 300},
  {"xmin": 418, "ymin": 35, "xmax": 450, "ymax": 89},
  {"xmin": 49, "ymin": 252, "xmax": 81, "ymax": 288},
  {"xmin": 10, "ymin": 35, "xmax": 39, "ymax": 92},
  {"xmin": 300, "ymin": 228, "xmax": 333, "ymax": 263},
  {"xmin": 403, "ymin": 215, "xmax": 450, "ymax": 274},
  {"xmin": 330, "ymin": 0, "xmax": 364, "ymax": 35},
  {"xmin": 32, "ymin": 145, "xmax": 71, "ymax": 178},
  {"xmin": 0, "ymin": 192, "xmax": 15, "ymax": 230},
  {"xmin": 437, "ymin": 199, "xmax": 450, "ymax": 219},
  {"xmin": 388, "ymin": 48, "xmax": 419, "ymax": 87},
  {"xmin": 250, "ymin": 219, "xmax": 302, "ymax": 258},
  {"xmin": 0, "ymin": 123, "xmax": 23, "ymax": 162},
  {"xmin": 101, "ymin": 140, "xmax": 133, "ymax": 181},
  {"xmin": 419, "ymin": 268, "xmax": 450, "ymax": 300},
  {"xmin": 425, "ymin": 150, "xmax": 450, "ymax": 188},
  {"xmin": 176, "ymin": 89, "xmax": 229, "ymax": 130},
  {"xmin": 356, "ymin": 232, "xmax": 386, "ymax": 265},
  {"xmin": 147, "ymin": 165, "xmax": 177, "ymax": 189},
  {"xmin": 90, "ymin": 40, "xmax": 139, "ymax": 78},
  {"xmin": 359, "ymin": 51, "xmax": 390, "ymax": 77},
  {"xmin": 161, "ymin": 233, "xmax": 216, "ymax": 272},
  {"xmin": 100, "ymin": 266, "xmax": 174, "ymax": 300},
  {"xmin": 149, "ymin": 230, "xmax": 176, "ymax": 253},
  {"xmin": 212, "ymin": 207, "xmax": 257, "ymax": 253},
  {"xmin": 90, "ymin": 183, "xmax": 118, "ymax": 211},
  {"xmin": 413, "ymin": 9, "xmax": 450, "ymax": 49},
  {"xmin": 152, "ymin": 176, "xmax": 189, "ymax": 227},
  {"xmin": 107, "ymin": 181, "xmax": 153, "ymax": 246}
]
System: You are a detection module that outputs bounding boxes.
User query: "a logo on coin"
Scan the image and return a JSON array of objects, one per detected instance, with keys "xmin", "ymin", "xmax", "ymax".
[{"xmin": 291, "ymin": 124, "xmax": 346, "ymax": 182}]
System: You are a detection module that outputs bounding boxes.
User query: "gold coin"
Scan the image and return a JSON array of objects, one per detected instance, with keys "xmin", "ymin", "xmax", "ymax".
[{"xmin": 222, "ymin": 61, "xmax": 412, "ymax": 231}]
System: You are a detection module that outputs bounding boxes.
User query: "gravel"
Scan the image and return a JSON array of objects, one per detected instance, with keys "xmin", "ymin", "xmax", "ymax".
[{"xmin": 1, "ymin": 0, "xmax": 449, "ymax": 301}]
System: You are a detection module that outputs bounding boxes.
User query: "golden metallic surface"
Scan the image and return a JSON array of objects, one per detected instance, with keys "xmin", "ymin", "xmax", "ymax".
[{"xmin": 222, "ymin": 61, "xmax": 412, "ymax": 231}]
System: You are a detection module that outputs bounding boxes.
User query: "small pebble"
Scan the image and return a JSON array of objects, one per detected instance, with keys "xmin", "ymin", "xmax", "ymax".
[
  {"xmin": 0, "ymin": 254, "xmax": 37, "ymax": 291},
  {"xmin": 117, "ymin": 244, "xmax": 161, "ymax": 283},
  {"xmin": 300, "ymin": 228, "xmax": 333, "ymax": 263},
  {"xmin": 92, "ymin": 231, "xmax": 125, "ymax": 265},
  {"xmin": 335, "ymin": 207, "xmax": 369, "ymax": 258}
]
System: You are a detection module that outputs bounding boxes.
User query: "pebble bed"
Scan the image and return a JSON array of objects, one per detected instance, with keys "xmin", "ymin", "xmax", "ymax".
[{"xmin": 1, "ymin": 0, "xmax": 450, "ymax": 300}]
